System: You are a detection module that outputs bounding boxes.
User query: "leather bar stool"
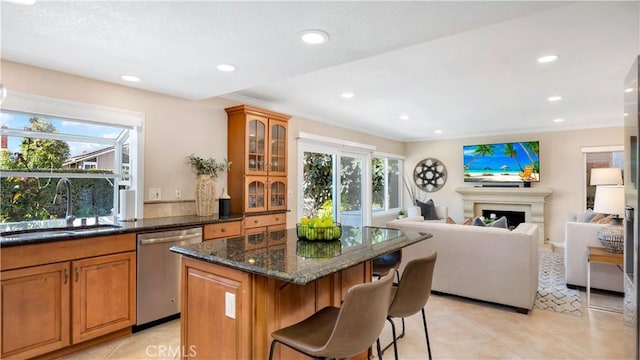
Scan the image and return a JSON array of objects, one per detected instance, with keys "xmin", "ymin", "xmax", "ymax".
[
  {"xmin": 378, "ymin": 251, "xmax": 437, "ymax": 360},
  {"xmin": 372, "ymin": 249, "xmax": 402, "ymax": 284},
  {"xmin": 268, "ymin": 271, "xmax": 395, "ymax": 360}
]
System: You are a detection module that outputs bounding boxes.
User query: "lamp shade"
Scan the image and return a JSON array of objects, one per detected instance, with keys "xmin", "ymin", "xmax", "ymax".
[
  {"xmin": 590, "ymin": 167, "xmax": 623, "ymax": 185},
  {"xmin": 593, "ymin": 185, "xmax": 625, "ymax": 216}
]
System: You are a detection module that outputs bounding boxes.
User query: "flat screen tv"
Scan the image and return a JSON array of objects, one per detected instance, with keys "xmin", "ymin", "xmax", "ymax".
[{"xmin": 463, "ymin": 141, "xmax": 540, "ymax": 183}]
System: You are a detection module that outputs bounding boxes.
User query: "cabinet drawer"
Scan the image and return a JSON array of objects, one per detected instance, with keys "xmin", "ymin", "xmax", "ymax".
[
  {"xmin": 204, "ymin": 221, "xmax": 242, "ymax": 240},
  {"xmin": 244, "ymin": 214, "xmax": 285, "ymax": 229}
]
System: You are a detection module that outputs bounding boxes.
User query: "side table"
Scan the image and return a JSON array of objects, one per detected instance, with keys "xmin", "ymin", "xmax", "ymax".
[{"xmin": 587, "ymin": 246, "xmax": 623, "ymax": 313}]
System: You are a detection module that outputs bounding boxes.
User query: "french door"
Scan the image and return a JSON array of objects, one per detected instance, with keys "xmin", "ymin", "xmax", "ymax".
[{"xmin": 299, "ymin": 143, "xmax": 371, "ymax": 232}]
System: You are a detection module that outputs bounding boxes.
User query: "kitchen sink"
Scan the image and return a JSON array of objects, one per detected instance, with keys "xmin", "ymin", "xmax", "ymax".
[{"xmin": 1, "ymin": 223, "xmax": 122, "ymax": 240}]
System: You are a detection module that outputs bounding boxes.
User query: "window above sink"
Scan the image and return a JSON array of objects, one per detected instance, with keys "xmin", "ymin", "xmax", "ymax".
[{"xmin": 1, "ymin": 92, "xmax": 144, "ymax": 225}]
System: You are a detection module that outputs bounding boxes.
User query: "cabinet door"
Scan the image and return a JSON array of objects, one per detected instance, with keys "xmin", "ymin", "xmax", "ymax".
[
  {"xmin": 72, "ymin": 252, "xmax": 136, "ymax": 343},
  {"xmin": 268, "ymin": 119, "xmax": 288, "ymax": 176},
  {"xmin": 245, "ymin": 176, "xmax": 267, "ymax": 213},
  {"xmin": 1, "ymin": 262, "xmax": 71, "ymax": 359},
  {"xmin": 267, "ymin": 177, "xmax": 287, "ymax": 211},
  {"xmin": 246, "ymin": 115, "xmax": 268, "ymax": 175}
]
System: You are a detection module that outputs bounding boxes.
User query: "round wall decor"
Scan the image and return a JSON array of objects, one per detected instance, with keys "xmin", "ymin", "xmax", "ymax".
[{"xmin": 414, "ymin": 158, "xmax": 447, "ymax": 192}]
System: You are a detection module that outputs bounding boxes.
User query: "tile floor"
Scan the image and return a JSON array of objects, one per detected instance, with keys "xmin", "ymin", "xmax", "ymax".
[{"xmin": 60, "ymin": 290, "xmax": 629, "ymax": 360}]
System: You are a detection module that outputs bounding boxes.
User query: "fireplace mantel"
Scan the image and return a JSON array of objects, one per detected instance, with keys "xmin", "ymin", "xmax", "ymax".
[{"xmin": 455, "ymin": 186, "xmax": 553, "ymax": 244}]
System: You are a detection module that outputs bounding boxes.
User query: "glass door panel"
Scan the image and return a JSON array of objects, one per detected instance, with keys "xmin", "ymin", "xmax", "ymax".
[
  {"xmin": 248, "ymin": 118, "xmax": 266, "ymax": 173},
  {"xmin": 270, "ymin": 122, "xmax": 287, "ymax": 174},
  {"xmin": 246, "ymin": 177, "xmax": 266, "ymax": 212},
  {"xmin": 269, "ymin": 178, "xmax": 287, "ymax": 211},
  {"xmin": 339, "ymin": 154, "xmax": 364, "ymax": 232},
  {"xmin": 302, "ymin": 151, "xmax": 334, "ymax": 218}
]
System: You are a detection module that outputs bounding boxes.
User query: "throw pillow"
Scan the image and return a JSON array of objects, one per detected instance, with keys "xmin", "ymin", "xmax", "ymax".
[
  {"xmin": 590, "ymin": 213, "xmax": 606, "ymax": 223},
  {"xmin": 462, "ymin": 218, "xmax": 473, "ymax": 225},
  {"xmin": 472, "ymin": 217, "xmax": 487, "ymax": 227},
  {"xmin": 446, "ymin": 217, "xmax": 456, "ymax": 224},
  {"xmin": 579, "ymin": 210, "xmax": 598, "ymax": 223},
  {"xmin": 490, "ymin": 216, "xmax": 508, "ymax": 229},
  {"xmin": 416, "ymin": 199, "xmax": 439, "ymax": 220}
]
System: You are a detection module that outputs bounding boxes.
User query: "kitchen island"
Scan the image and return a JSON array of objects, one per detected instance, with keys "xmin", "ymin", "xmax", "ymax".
[{"xmin": 170, "ymin": 226, "xmax": 430, "ymax": 360}]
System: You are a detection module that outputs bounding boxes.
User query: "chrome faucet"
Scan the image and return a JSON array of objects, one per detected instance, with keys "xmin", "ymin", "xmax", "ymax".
[{"xmin": 53, "ymin": 178, "xmax": 75, "ymax": 226}]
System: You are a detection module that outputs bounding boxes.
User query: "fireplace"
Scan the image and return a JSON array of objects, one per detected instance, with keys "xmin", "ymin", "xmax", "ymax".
[
  {"xmin": 481, "ymin": 209, "xmax": 526, "ymax": 230},
  {"xmin": 456, "ymin": 187, "xmax": 552, "ymax": 244}
]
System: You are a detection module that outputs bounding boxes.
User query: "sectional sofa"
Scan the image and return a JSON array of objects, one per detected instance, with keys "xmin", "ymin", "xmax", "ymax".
[{"xmin": 386, "ymin": 217, "xmax": 539, "ymax": 313}]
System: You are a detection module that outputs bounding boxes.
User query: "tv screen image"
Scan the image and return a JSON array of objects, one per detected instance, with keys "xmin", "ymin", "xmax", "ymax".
[{"xmin": 463, "ymin": 141, "xmax": 540, "ymax": 183}]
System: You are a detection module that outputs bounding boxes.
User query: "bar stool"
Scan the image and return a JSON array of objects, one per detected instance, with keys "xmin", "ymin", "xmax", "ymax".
[
  {"xmin": 378, "ymin": 251, "xmax": 437, "ymax": 360},
  {"xmin": 372, "ymin": 249, "xmax": 402, "ymax": 284},
  {"xmin": 268, "ymin": 271, "xmax": 395, "ymax": 360}
]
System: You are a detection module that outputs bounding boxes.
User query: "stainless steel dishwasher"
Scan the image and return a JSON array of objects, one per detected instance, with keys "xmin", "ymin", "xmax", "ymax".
[{"xmin": 136, "ymin": 227, "xmax": 202, "ymax": 329}]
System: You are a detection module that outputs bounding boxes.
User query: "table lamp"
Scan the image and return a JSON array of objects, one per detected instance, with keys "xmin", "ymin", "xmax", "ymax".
[
  {"xmin": 590, "ymin": 167, "xmax": 623, "ymax": 186},
  {"xmin": 593, "ymin": 185, "xmax": 625, "ymax": 253}
]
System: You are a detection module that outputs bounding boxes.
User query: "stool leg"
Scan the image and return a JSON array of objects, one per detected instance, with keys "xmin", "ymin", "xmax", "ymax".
[
  {"xmin": 421, "ymin": 308, "xmax": 432, "ymax": 360},
  {"xmin": 376, "ymin": 338, "xmax": 383, "ymax": 360},
  {"xmin": 389, "ymin": 317, "xmax": 399, "ymax": 360},
  {"xmin": 268, "ymin": 340, "xmax": 277, "ymax": 360}
]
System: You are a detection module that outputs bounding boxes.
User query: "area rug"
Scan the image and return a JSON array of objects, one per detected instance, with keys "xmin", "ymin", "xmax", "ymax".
[{"xmin": 534, "ymin": 251, "xmax": 584, "ymax": 316}]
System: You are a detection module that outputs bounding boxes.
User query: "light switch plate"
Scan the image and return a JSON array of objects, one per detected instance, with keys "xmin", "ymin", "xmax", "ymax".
[
  {"xmin": 225, "ymin": 292, "xmax": 236, "ymax": 319},
  {"xmin": 149, "ymin": 187, "xmax": 161, "ymax": 200}
]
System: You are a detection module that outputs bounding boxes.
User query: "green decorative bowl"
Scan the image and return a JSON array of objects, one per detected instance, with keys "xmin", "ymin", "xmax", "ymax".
[{"xmin": 296, "ymin": 223, "xmax": 342, "ymax": 241}]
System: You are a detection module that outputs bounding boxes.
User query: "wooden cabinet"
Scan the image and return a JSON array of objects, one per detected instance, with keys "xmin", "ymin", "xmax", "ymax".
[
  {"xmin": 72, "ymin": 252, "xmax": 136, "ymax": 344},
  {"xmin": 203, "ymin": 221, "xmax": 242, "ymax": 240},
  {"xmin": 1, "ymin": 234, "xmax": 136, "ymax": 359},
  {"xmin": 1, "ymin": 263, "xmax": 71, "ymax": 359},
  {"xmin": 226, "ymin": 105, "xmax": 291, "ymax": 214}
]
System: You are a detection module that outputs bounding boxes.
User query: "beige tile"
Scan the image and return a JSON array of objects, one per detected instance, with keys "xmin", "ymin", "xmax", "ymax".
[{"xmin": 65, "ymin": 291, "xmax": 630, "ymax": 360}]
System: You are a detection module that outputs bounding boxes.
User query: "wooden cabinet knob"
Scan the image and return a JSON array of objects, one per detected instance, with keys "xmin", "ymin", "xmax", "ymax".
[{"xmin": 221, "ymin": 228, "xmax": 226, "ymax": 232}]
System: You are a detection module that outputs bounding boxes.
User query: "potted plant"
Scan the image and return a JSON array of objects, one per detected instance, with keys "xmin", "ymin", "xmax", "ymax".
[
  {"xmin": 397, "ymin": 210, "xmax": 407, "ymax": 219},
  {"xmin": 188, "ymin": 154, "xmax": 225, "ymax": 216}
]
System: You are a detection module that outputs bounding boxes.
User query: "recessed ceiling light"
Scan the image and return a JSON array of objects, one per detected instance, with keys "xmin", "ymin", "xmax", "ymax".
[
  {"xmin": 553, "ymin": 118, "xmax": 564, "ymax": 123},
  {"xmin": 341, "ymin": 92, "xmax": 354, "ymax": 99},
  {"xmin": 217, "ymin": 64, "xmax": 236, "ymax": 72},
  {"xmin": 624, "ymin": 113, "xmax": 629, "ymax": 117},
  {"xmin": 300, "ymin": 30, "xmax": 330, "ymax": 45},
  {"xmin": 547, "ymin": 96, "xmax": 563, "ymax": 102},
  {"xmin": 400, "ymin": 115, "xmax": 410, "ymax": 120},
  {"xmin": 625, "ymin": 87, "xmax": 634, "ymax": 93},
  {"xmin": 537, "ymin": 55, "xmax": 559, "ymax": 63},
  {"xmin": 121, "ymin": 75, "xmax": 141, "ymax": 82},
  {"xmin": 434, "ymin": 130, "xmax": 443, "ymax": 134}
]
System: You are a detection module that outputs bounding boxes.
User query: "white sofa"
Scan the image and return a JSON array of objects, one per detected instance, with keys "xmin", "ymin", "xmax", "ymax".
[
  {"xmin": 564, "ymin": 221, "xmax": 624, "ymax": 292},
  {"xmin": 386, "ymin": 217, "xmax": 539, "ymax": 313}
]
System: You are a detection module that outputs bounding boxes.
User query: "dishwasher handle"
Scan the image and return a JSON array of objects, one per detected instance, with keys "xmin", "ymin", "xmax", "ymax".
[{"xmin": 139, "ymin": 233, "xmax": 202, "ymax": 245}]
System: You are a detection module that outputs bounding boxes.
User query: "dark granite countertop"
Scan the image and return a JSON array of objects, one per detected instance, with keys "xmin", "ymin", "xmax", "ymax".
[
  {"xmin": 170, "ymin": 226, "xmax": 431, "ymax": 285},
  {"xmin": 0, "ymin": 214, "xmax": 244, "ymax": 247}
]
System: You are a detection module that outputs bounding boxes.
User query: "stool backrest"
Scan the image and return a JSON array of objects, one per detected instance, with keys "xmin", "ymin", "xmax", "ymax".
[
  {"xmin": 389, "ymin": 251, "xmax": 437, "ymax": 318},
  {"xmin": 321, "ymin": 270, "xmax": 395, "ymax": 358}
]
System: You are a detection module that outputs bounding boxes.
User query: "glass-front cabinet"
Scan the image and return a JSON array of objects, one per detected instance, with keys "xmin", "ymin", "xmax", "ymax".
[
  {"xmin": 226, "ymin": 105, "xmax": 291, "ymax": 214},
  {"xmin": 269, "ymin": 120, "xmax": 287, "ymax": 176},
  {"xmin": 247, "ymin": 116, "xmax": 267, "ymax": 174}
]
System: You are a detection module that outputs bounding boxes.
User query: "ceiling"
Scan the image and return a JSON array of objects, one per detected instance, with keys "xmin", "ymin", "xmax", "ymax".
[{"xmin": 1, "ymin": 1, "xmax": 638, "ymax": 142}]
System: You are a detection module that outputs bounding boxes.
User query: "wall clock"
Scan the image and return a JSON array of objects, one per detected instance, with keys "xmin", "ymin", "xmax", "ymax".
[{"xmin": 414, "ymin": 158, "xmax": 447, "ymax": 192}]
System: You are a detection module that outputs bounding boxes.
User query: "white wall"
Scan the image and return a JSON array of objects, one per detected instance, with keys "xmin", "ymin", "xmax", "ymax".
[{"xmin": 404, "ymin": 127, "xmax": 624, "ymax": 244}]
